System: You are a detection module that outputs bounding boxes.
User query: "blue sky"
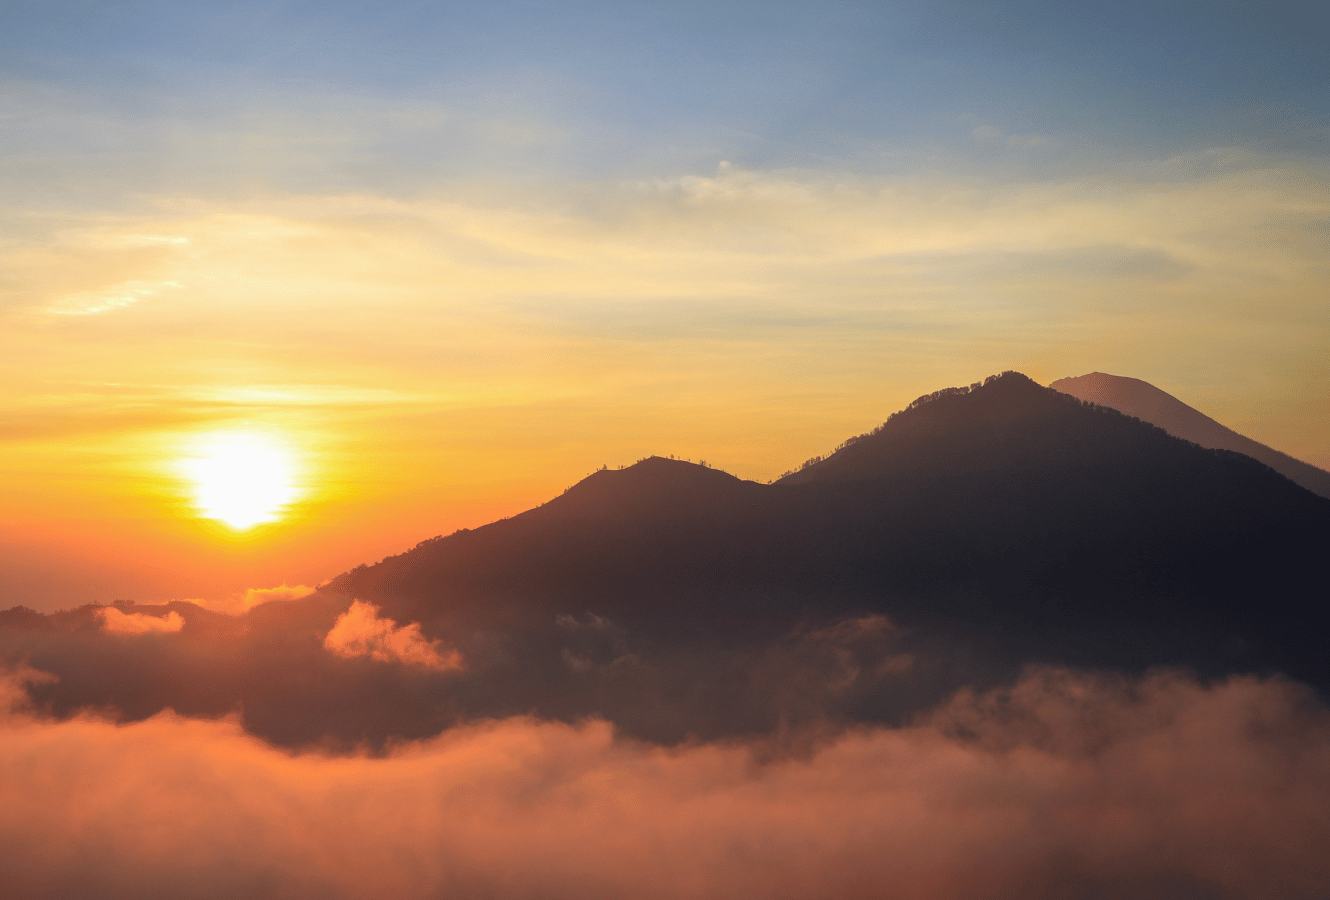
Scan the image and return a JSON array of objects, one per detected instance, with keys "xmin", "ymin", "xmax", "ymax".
[{"xmin": 6, "ymin": 0, "xmax": 1327, "ymax": 194}]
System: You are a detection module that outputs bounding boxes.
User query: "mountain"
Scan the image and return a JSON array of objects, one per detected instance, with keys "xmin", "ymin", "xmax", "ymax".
[
  {"xmin": 332, "ymin": 371, "xmax": 1329, "ymax": 682},
  {"xmin": 6, "ymin": 371, "xmax": 1329, "ymax": 748},
  {"xmin": 1051, "ymin": 372, "xmax": 1330, "ymax": 500}
]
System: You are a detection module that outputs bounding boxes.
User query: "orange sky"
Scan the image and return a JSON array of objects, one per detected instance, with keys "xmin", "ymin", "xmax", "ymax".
[
  {"xmin": 4, "ymin": 1, "xmax": 1329, "ymax": 612},
  {"xmin": 3, "ymin": 165, "xmax": 1330, "ymax": 611}
]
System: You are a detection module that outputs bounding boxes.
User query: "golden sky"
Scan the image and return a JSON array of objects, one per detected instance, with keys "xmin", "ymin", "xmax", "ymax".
[{"xmin": 3, "ymin": 1, "xmax": 1328, "ymax": 610}]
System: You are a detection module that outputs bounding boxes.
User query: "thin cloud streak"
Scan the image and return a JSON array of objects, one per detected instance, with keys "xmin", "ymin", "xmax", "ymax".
[{"xmin": 188, "ymin": 583, "xmax": 318, "ymax": 616}]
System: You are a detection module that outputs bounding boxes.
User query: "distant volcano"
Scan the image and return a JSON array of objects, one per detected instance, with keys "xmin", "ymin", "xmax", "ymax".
[{"xmin": 1051, "ymin": 371, "xmax": 1330, "ymax": 499}]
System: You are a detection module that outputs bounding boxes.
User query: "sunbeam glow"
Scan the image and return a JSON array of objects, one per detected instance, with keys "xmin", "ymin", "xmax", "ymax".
[{"xmin": 178, "ymin": 430, "xmax": 302, "ymax": 530}]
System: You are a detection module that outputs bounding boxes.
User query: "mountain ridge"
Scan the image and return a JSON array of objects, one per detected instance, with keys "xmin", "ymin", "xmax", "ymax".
[{"xmin": 325, "ymin": 371, "xmax": 1329, "ymax": 686}]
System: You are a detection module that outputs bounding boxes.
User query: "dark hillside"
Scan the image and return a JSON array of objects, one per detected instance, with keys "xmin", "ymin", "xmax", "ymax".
[
  {"xmin": 780, "ymin": 372, "xmax": 1224, "ymax": 487},
  {"xmin": 331, "ymin": 372, "xmax": 1330, "ymax": 685}
]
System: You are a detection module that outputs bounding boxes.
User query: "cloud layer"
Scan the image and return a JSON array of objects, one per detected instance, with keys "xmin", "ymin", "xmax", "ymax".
[{"xmin": 1, "ymin": 665, "xmax": 1327, "ymax": 900}]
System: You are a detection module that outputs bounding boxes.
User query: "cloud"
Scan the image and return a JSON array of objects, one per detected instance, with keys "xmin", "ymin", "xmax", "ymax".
[
  {"xmin": 241, "ymin": 583, "xmax": 317, "ymax": 608},
  {"xmin": 98, "ymin": 607, "xmax": 184, "ymax": 635},
  {"xmin": 323, "ymin": 600, "xmax": 462, "ymax": 671},
  {"xmin": 47, "ymin": 279, "xmax": 180, "ymax": 316},
  {"xmin": 0, "ymin": 665, "xmax": 54, "ymax": 714},
  {"xmin": 0, "ymin": 603, "xmax": 995, "ymax": 749},
  {"xmin": 0, "ymin": 666, "xmax": 1327, "ymax": 899},
  {"xmin": 187, "ymin": 584, "xmax": 318, "ymax": 616},
  {"xmin": 971, "ymin": 123, "xmax": 1053, "ymax": 149}
]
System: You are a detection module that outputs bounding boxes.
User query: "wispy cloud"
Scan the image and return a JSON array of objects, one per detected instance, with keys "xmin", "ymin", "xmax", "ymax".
[
  {"xmin": 98, "ymin": 607, "xmax": 184, "ymax": 634},
  {"xmin": 970, "ymin": 124, "xmax": 1054, "ymax": 150},
  {"xmin": 186, "ymin": 584, "xmax": 317, "ymax": 617},
  {"xmin": 46, "ymin": 280, "xmax": 179, "ymax": 316}
]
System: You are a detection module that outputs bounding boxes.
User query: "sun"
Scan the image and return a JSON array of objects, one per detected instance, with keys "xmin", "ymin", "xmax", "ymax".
[{"xmin": 178, "ymin": 430, "xmax": 302, "ymax": 530}]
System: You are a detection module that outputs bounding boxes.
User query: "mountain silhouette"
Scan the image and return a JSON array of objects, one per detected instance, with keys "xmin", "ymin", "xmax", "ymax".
[
  {"xmin": 332, "ymin": 371, "xmax": 1329, "ymax": 683},
  {"xmin": 5, "ymin": 371, "xmax": 1328, "ymax": 748},
  {"xmin": 1051, "ymin": 371, "xmax": 1330, "ymax": 500}
]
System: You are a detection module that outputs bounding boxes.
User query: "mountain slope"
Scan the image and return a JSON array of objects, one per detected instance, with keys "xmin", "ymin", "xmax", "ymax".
[
  {"xmin": 330, "ymin": 372, "xmax": 1330, "ymax": 685},
  {"xmin": 1051, "ymin": 372, "xmax": 1330, "ymax": 499}
]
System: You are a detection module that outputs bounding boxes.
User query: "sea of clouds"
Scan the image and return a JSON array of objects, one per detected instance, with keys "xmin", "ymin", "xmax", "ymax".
[{"xmin": 2, "ymin": 662, "xmax": 1328, "ymax": 900}]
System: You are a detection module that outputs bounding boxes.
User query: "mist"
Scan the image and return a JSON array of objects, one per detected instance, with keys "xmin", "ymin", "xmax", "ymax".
[{"xmin": 2, "ymin": 664, "xmax": 1328, "ymax": 900}]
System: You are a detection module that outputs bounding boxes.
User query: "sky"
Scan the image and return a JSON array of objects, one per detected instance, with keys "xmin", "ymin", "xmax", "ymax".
[{"xmin": 3, "ymin": 0, "xmax": 1329, "ymax": 610}]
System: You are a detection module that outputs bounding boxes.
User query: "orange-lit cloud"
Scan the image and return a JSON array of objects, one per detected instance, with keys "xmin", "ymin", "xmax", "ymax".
[
  {"xmin": 323, "ymin": 600, "xmax": 462, "ymax": 670},
  {"xmin": 188, "ymin": 583, "xmax": 318, "ymax": 616},
  {"xmin": 98, "ymin": 607, "xmax": 185, "ymax": 635},
  {"xmin": 242, "ymin": 583, "xmax": 318, "ymax": 608},
  {"xmin": 0, "ymin": 666, "xmax": 1327, "ymax": 899}
]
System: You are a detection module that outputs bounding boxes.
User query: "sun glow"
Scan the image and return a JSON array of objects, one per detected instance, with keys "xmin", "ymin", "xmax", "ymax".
[{"xmin": 179, "ymin": 430, "xmax": 302, "ymax": 530}]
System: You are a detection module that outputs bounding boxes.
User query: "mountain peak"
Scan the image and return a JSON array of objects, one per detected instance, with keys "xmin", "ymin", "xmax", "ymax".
[
  {"xmin": 1051, "ymin": 372, "xmax": 1330, "ymax": 499},
  {"xmin": 776, "ymin": 370, "xmax": 1091, "ymax": 486},
  {"xmin": 529, "ymin": 455, "xmax": 756, "ymax": 521},
  {"xmin": 1050, "ymin": 372, "xmax": 1196, "ymax": 433}
]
